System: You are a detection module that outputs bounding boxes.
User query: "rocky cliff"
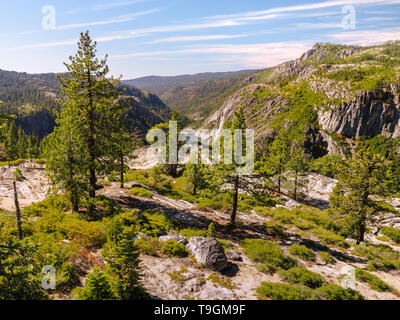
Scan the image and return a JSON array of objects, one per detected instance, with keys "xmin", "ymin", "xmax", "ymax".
[{"xmin": 201, "ymin": 41, "xmax": 400, "ymax": 153}]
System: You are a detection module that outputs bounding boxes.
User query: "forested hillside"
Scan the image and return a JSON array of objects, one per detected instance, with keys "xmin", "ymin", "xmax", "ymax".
[{"xmin": 0, "ymin": 70, "xmax": 171, "ymax": 139}]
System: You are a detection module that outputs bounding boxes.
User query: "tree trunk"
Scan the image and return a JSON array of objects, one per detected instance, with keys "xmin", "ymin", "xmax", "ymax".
[
  {"xmin": 120, "ymin": 155, "xmax": 125, "ymax": 189},
  {"xmin": 87, "ymin": 70, "xmax": 97, "ymax": 201},
  {"xmin": 13, "ymin": 181, "xmax": 23, "ymax": 240},
  {"xmin": 193, "ymin": 184, "xmax": 197, "ymax": 196},
  {"xmin": 357, "ymin": 220, "xmax": 366, "ymax": 244},
  {"xmin": 294, "ymin": 170, "xmax": 298, "ymax": 201},
  {"xmin": 231, "ymin": 175, "xmax": 239, "ymax": 226}
]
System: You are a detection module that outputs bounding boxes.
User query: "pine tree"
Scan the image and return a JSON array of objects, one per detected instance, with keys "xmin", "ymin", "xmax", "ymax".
[
  {"xmin": 102, "ymin": 211, "xmax": 147, "ymax": 300},
  {"xmin": 286, "ymin": 145, "xmax": 309, "ymax": 201},
  {"xmin": 57, "ymin": 31, "xmax": 123, "ymax": 201},
  {"xmin": 329, "ymin": 149, "xmax": 390, "ymax": 244},
  {"xmin": 0, "ymin": 237, "xmax": 48, "ymax": 300},
  {"xmin": 45, "ymin": 120, "xmax": 87, "ymax": 212},
  {"xmin": 184, "ymin": 160, "xmax": 208, "ymax": 196},
  {"xmin": 78, "ymin": 267, "xmax": 115, "ymax": 300}
]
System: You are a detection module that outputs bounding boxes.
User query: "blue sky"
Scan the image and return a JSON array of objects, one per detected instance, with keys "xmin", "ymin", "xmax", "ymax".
[{"xmin": 0, "ymin": 0, "xmax": 399, "ymax": 79}]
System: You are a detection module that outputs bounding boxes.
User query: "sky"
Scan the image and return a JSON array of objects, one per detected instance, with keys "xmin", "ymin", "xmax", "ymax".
[{"xmin": 0, "ymin": 0, "xmax": 399, "ymax": 79}]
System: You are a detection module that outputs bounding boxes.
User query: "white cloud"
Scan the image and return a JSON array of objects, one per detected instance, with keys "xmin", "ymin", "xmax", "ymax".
[
  {"xmin": 56, "ymin": 9, "xmax": 160, "ymax": 31},
  {"xmin": 111, "ymin": 42, "xmax": 312, "ymax": 68},
  {"xmin": 92, "ymin": 0, "xmax": 149, "ymax": 11},
  {"xmin": 146, "ymin": 34, "xmax": 249, "ymax": 44},
  {"xmin": 329, "ymin": 26, "xmax": 400, "ymax": 45}
]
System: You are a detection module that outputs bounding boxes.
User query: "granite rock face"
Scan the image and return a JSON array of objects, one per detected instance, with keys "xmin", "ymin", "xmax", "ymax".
[{"xmin": 318, "ymin": 85, "xmax": 400, "ymax": 139}]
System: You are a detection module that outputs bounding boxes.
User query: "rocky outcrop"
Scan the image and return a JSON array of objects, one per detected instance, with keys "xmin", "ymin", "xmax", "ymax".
[
  {"xmin": 186, "ymin": 237, "xmax": 228, "ymax": 272},
  {"xmin": 318, "ymin": 86, "xmax": 400, "ymax": 139}
]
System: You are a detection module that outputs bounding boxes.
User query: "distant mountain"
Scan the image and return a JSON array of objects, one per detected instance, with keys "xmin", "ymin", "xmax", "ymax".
[
  {"xmin": 123, "ymin": 70, "xmax": 259, "ymax": 123},
  {"xmin": 0, "ymin": 69, "xmax": 170, "ymax": 138},
  {"xmin": 123, "ymin": 70, "xmax": 257, "ymax": 92}
]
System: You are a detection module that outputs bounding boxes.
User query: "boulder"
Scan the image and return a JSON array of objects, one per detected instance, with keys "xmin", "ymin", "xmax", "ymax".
[
  {"xmin": 186, "ymin": 237, "xmax": 227, "ymax": 271},
  {"xmin": 159, "ymin": 235, "xmax": 188, "ymax": 245},
  {"xmin": 226, "ymin": 250, "xmax": 242, "ymax": 262}
]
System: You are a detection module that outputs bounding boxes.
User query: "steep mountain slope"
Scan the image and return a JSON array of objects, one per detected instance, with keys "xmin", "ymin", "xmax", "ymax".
[
  {"xmin": 201, "ymin": 41, "xmax": 400, "ymax": 153},
  {"xmin": 124, "ymin": 70, "xmax": 258, "ymax": 122},
  {"xmin": 0, "ymin": 69, "xmax": 170, "ymax": 138}
]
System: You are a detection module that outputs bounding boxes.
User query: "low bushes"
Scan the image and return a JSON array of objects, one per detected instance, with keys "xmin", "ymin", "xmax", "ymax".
[
  {"xmin": 135, "ymin": 238, "xmax": 160, "ymax": 256},
  {"xmin": 242, "ymin": 239, "xmax": 297, "ymax": 273},
  {"xmin": 355, "ymin": 268, "xmax": 398, "ymax": 294},
  {"xmin": 179, "ymin": 228, "xmax": 207, "ymax": 238},
  {"xmin": 279, "ymin": 267, "xmax": 325, "ymax": 289},
  {"xmin": 160, "ymin": 240, "xmax": 188, "ymax": 258},
  {"xmin": 380, "ymin": 226, "xmax": 400, "ymax": 244},
  {"xmin": 315, "ymin": 284, "xmax": 363, "ymax": 300},
  {"xmin": 288, "ymin": 243, "xmax": 316, "ymax": 262},
  {"xmin": 256, "ymin": 282, "xmax": 363, "ymax": 300},
  {"xmin": 319, "ymin": 251, "xmax": 335, "ymax": 264},
  {"xmin": 352, "ymin": 243, "xmax": 400, "ymax": 271},
  {"xmin": 256, "ymin": 282, "xmax": 315, "ymax": 300},
  {"xmin": 129, "ymin": 187, "xmax": 154, "ymax": 198}
]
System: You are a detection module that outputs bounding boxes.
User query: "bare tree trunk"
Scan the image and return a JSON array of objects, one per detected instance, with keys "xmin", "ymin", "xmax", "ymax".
[
  {"xmin": 231, "ymin": 175, "xmax": 239, "ymax": 226},
  {"xmin": 294, "ymin": 170, "xmax": 298, "ymax": 201},
  {"xmin": 13, "ymin": 181, "xmax": 23, "ymax": 240},
  {"xmin": 120, "ymin": 155, "xmax": 125, "ymax": 189}
]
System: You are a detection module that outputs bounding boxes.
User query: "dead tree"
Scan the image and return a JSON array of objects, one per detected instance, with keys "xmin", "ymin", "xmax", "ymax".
[{"xmin": 13, "ymin": 181, "xmax": 23, "ymax": 240}]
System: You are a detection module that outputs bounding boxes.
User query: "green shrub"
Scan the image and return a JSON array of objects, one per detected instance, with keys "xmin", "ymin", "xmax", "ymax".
[
  {"xmin": 207, "ymin": 223, "xmax": 216, "ymax": 238},
  {"xmin": 208, "ymin": 273, "xmax": 233, "ymax": 290},
  {"xmin": 59, "ymin": 215, "xmax": 106, "ymax": 248},
  {"xmin": 355, "ymin": 268, "xmax": 397, "ymax": 294},
  {"xmin": 161, "ymin": 240, "xmax": 188, "ymax": 257},
  {"xmin": 315, "ymin": 284, "xmax": 363, "ymax": 300},
  {"xmin": 288, "ymin": 243, "xmax": 316, "ymax": 262},
  {"xmin": 242, "ymin": 239, "xmax": 297, "ymax": 273},
  {"xmin": 311, "ymin": 227, "xmax": 348, "ymax": 248},
  {"xmin": 352, "ymin": 244, "xmax": 400, "ymax": 271},
  {"xmin": 111, "ymin": 209, "xmax": 177, "ymax": 238},
  {"xmin": 319, "ymin": 251, "xmax": 335, "ymax": 264},
  {"xmin": 311, "ymin": 154, "xmax": 345, "ymax": 178},
  {"xmin": 264, "ymin": 221, "xmax": 286, "ymax": 239},
  {"xmin": 280, "ymin": 267, "xmax": 325, "ymax": 289},
  {"xmin": 135, "ymin": 238, "xmax": 160, "ymax": 256},
  {"xmin": 74, "ymin": 267, "xmax": 115, "ymax": 300},
  {"xmin": 256, "ymin": 282, "xmax": 315, "ymax": 300},
  {"xmin": 129, "ymin": 187, "xmax": 154, "ymax": 198},
  {"xmin": 380, "ymin": 226, "xmax": 400, "ymax": 244},
  {"xmin": 13, "ymin": 168, "xmax": 23, "ymax": 181},
  {"xmin": 0, "ymin": 159, "xmax": 26, "ymax": 167},
  {"xmin": 23, "ymin": 194, "xmax": 72, "ymax": 217},
  {"xmin": 179, "ymin": 228, "xmax": 207, "ymax": 239}
]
